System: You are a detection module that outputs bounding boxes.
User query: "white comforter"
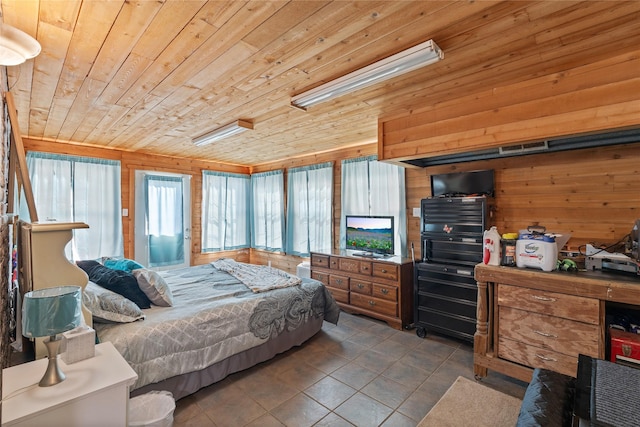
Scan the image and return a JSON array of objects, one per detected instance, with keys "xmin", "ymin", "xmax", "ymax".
[{"xmin": 94, "ymin": 263, "xmax": 339, "ymax": 390}]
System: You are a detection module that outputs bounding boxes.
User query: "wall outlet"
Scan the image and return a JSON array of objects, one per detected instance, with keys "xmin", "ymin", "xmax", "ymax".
[{"xmin": 412, "ymin": 207, "xmax": 421, "ymax": 218}]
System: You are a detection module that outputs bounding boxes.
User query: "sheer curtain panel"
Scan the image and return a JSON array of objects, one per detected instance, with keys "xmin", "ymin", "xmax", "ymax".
[
  {"xmin": 22, "ymin": 152, "xmax": 123, "ymax": 260},
  {"xmin": 201, "ymin": 171, "xmax": 250, "ymax": 251},
  {"xmin": 340, "ymin": 155, "xmax": 407, "ymax": 257},
  {"xmin": 286, "ymin": 162, "xmax": 333, "ymax": 256},
  {"xmin": 251, "ymin": 170, "xmax": 285, "ymax": 252}
]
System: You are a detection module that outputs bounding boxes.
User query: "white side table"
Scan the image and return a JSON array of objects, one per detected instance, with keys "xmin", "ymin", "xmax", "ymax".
[{"xmin": 2, "ymin": 341, "xmax": 137, "ymax": 426}]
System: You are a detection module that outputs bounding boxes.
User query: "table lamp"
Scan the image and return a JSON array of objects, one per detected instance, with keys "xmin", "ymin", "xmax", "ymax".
[{"xmin": 22, "ymin": 286, "xmax": 82, "ymax": 387}]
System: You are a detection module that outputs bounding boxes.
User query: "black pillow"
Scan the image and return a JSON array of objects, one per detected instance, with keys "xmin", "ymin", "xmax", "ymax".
[{"xmin": 76, "ymin": 260, "xmax": 152, "ymax": 309}]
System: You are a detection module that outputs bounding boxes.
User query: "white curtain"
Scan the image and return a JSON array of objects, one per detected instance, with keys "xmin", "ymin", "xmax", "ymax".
[
  {"xmin": 286, "ymin": 162, "xmax": 333, "ymax": 256},
  {"xmin": 201, "ymin": 171, "xmax": 250, "ymax": 251},
  {"xmin": 340, "ymin": 155, "xmax": 407, "ymax": 257},
  {"xmin": 251, "ymin": 170, "xmax": 285, "ymax": 252},
  {"xmin": 22, "ymin": 152, "xmax": 123, "ymax": 260},
  {"xmin": 145, "ymin": 175, "xmax": 184, "ymax": 267}
]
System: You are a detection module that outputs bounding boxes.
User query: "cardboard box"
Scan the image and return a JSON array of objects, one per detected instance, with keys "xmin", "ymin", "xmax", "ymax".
[{"xmin": 610, "ymin": 328, "xmax": 640, "ymax": 365}]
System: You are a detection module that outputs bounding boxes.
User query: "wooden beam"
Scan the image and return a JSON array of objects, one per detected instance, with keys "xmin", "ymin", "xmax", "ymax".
[{"xmin": 5, "ymin": 92, "xmax": 38, "ymax": 222}]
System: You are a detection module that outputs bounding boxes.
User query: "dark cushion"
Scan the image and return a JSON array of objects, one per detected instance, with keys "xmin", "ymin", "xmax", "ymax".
[
  {"xmin": 516, "ymin": 368, "xmax": 576, "ymax": 427},
  {"xmin": 77, "ymin": 260, "xmax": 151, "ymax": 309}
]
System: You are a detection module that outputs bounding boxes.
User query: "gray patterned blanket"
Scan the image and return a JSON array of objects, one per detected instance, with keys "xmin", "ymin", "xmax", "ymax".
[{"xmin": 94, "ymin": 263, "xmax": 339, "ymax": 390}]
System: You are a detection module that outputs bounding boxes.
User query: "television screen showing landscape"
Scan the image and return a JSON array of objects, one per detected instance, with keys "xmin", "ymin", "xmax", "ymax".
[{"xmin": 346, "ymin": 216, "xmax": 394, "ymax": 254}]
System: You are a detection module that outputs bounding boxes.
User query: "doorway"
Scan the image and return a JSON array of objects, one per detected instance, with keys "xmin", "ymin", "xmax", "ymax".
[{"xmin": 134, "ymin": 171, "xmax": 191, "ymax": 269}]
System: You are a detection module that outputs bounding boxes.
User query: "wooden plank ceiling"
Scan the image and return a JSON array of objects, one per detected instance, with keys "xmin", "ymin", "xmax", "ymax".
[{"xmin": 2, "ymin": 1, "xmax": 640, "ymax": 167}]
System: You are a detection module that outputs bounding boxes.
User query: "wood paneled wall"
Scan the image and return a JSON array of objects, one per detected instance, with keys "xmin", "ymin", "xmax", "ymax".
[
  {"xmin": 379, "ymin": 50, "xmax": 640, "ymax": 164},
  {"xmin": 21, "ymin": 137, "xmax": 640, "ymax": 273}
]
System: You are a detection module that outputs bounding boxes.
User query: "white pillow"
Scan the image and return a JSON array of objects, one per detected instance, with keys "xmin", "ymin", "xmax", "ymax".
[
  {"xmin": 83, "ymin": 281, "xmax": 145, "ymax": 323},
  {"xmin": 132, "ymin": 269, "xmax": 174, "ymax": 307}
]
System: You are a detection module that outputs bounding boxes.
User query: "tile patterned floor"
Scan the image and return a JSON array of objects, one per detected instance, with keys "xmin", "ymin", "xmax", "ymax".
[{"xmin": 173, "ymin": 312, "xmax": 527, "ymax": 426}]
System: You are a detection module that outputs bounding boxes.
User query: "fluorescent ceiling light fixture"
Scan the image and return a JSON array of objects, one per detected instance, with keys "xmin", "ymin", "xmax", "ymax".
[
  {"xmin": 291, "ymin": 39, "xmax": 443, "ymax": 110},
  {"xmin": 193, "ymin": 119, "xmax": 253, "ymax": 146},
  {"xmin": 0, "ymin": 23, "xmax": 41, "ymax": 66}
]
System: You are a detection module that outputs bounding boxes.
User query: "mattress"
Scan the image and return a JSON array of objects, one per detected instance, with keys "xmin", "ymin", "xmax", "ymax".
[{"xmin": 94, "ymin": 263, "xmax": 340, "ymax": 391}]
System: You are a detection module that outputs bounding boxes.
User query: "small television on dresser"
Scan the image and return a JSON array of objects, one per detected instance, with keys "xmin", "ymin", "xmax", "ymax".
[
  {"xmin": 430, "ymin": 169, "xmax": 495, "ymax": 197},
  {"xmin": 345, "ymin": 215, "xmax": 394, "ymax": 257}
]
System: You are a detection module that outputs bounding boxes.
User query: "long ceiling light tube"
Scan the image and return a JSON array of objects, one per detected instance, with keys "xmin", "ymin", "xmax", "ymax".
[
  {"xmin": 291, "ymin": 39, "xmax": 443, "ymax": 110},
  {"xmin": 193, "ymin": 119, "xmax": 253, "ymax": 146}
]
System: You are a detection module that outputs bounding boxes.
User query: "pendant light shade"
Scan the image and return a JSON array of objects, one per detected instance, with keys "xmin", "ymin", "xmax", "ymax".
[{"xmin": 0, "ymin": 23, "xmax": 41, "ymax": 66}]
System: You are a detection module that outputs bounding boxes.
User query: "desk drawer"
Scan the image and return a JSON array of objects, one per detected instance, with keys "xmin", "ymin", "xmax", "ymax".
[
  {"xmin": 498, "ymin": 284, "xmax": 599, "ymax": 324},
  {"xmin": 350, "ymin": 292, "xmax": 397, "ymax": 317},
  {"xmin": 372, "ymin": 283, "xmax": 397, "ymax": 301},
  {"xmin": 329, "ymin": 275, "xmax": 349, "ymax": 290},
  {"xmin": 328, "ymin": 287, "xmax": 349, "ymax": 304},
  {"xmin": 498, "ymin": 337, "xmax": 578, "ymax": 377},
  {"xmin": 372, "ymin": 263, "xmax": 398, "ymax": 281},
  {"xmin": 350, "ymin": 279, "xmax": 372, "ymax": 295},
  {"xmin": 499, "ymin": 307, "xmax": 599, "ymax": 357}
]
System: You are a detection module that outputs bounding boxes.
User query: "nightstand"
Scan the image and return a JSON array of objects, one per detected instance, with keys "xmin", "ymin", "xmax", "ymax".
[{"xmin": 2, "ymin": 341, "xmax": 137, "ymax": 426}]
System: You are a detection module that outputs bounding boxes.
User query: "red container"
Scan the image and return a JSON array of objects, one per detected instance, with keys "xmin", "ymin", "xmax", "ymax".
[{"xmin": 610, "ymin": 328, "xmax": 640, "ymax": 364}]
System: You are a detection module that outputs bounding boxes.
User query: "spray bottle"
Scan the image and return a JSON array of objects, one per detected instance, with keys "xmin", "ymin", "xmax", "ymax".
[{"xmin": 483, "ymin": 226, "xmax": 501, "ymax": 266}]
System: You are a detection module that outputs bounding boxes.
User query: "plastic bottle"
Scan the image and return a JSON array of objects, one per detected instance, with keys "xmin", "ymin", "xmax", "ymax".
[
  {"xmin": 500, "ymin": 233, "xmax": 518, "ymax": 266},
  {"xmin": 483, "ymin": 226, "xmax": 501, "ymax": 266}
]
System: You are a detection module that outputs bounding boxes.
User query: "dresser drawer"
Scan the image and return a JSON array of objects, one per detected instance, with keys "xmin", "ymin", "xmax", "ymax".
[
  {"xmin": 350, "ymin": 279, "xmax": 372, "ymax": 295},
  {"xmin": 329, "ymin": 256, "xmax": 339, "ymax": 269},
  {"xmin": 329, "ymin": 275, "xmax": 349, "ymax": 290},
  {"xmin": 497, "ymin": 284, "xmax": 599, "ymax": 324},
  {"xmin": 350, "ymin": 293, "xmax": 397, "ymax": 317},
  {"xmin": 499, "ymin": 307, "xmax": 599, "ymax": 357},
  {"xmin": 311, "ymin": 271, "xmax": 329, "ymax": 286},
  {"xmin": 328, "ymin": 287, "xmax": 349, "ymax": 304},
  {"xmin": 498, "ymin": 337, "xmax": 578, "ymax": 377},
  {"xmin": 372, "ymin": 283, "xmax": 397, "ymax": 301},
  {"xmin": 359, "ymin": 261, "xmax": 372, "ymax": 275},
  {"xmin": 372, "ymin": 262, "xmax": 398, "ymax": 281},
  {"xmin": 339, "ymin": 258, "xmax": 360, "ymax": 274},
  {"xmin": 311, "ymin": 254, "xmax": 329, "ymax": 268}
]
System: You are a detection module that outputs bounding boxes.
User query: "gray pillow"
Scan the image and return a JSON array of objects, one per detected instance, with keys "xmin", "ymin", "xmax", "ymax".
[
  {"xmin": 132, "ymin": 269, "xmax": 174, "ymax": 307},
  {"xmin": 83, "ymin": 281, "xmax": 145, "ymax": 323}
]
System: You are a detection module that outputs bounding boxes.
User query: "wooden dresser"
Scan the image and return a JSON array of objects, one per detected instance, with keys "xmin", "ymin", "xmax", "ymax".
[
  {"xmin": 474, "ymin": 264, "xmax": 640, "ymax": 383},
  {"xmin": 310, "ymin": 251, "xmax": 413, "ymax": 330}
]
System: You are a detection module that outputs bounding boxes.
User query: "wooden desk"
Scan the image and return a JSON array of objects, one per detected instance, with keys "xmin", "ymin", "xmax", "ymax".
[{"xmin": 473, "ymin": 264, "xmax": 640, "ymax": 383}]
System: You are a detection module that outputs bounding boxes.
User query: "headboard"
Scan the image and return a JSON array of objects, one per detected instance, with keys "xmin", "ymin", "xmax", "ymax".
[{"xmin": 17, "ymin": 220, "xmax": 93, "ymax": 358}]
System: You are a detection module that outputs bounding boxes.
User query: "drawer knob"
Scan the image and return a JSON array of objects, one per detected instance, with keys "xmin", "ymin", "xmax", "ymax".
[
  {"xmin": 381, "ymin": 288, "xmax": 389, "ymax": 294},
  {"xmin": 532, "ymin": 295, "xmax": 556, "ymax": 302},
  {"xmin": 535, "ymin": 354, "xmax": 557, "ymax": 362},
  {"xmin": 368, "ymin": 300, "xmax": 376, "ymax": 306},
  {"xmin": 381, "ymin": 269, "xmax": 387, "ymax": 273},
  {"xmin": 336, "ymin": 279, "xmax": 342, "ymax": 284},
  {"xmin": 533, "ymin": 330, "xmax": 558, "ymax": 339},
  {"xmin": 357, "ymin": 284, "xmax": 364, "ymax": 289}
]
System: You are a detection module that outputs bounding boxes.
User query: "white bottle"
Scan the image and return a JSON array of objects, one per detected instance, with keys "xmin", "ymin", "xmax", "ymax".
[{"xmin": 483, "ymin": 226, "xmax": 501, "ymax": 266}]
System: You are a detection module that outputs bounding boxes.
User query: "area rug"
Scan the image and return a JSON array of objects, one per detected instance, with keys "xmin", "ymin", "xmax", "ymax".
[{"xmin": 418, "ymin": 376, "xmax": 522, "ymax": 427}]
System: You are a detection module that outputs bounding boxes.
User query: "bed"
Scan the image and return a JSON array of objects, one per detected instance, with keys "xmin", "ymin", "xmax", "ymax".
[
  {"xmin": 90, "ymin": 262, "xmax": 340, "ymax": 400},
  {"xmin": 16, "ymin": 221, "xmax": 340, "ymax": 400}
]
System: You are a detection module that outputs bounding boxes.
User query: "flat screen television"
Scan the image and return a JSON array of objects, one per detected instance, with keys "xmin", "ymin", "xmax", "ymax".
[
  {"xmin": 345, "ymin": 215, "xmax": 394, "ymax": 257},
  {"xmin": 430, "ymin": 169, "xmax": 495, "ymax": 197}
]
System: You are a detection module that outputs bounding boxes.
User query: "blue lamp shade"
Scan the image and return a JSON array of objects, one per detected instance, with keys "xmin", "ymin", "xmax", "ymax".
[{"xmin": 22, "ymin": 286, "xmax": 82, "ymax": 338}]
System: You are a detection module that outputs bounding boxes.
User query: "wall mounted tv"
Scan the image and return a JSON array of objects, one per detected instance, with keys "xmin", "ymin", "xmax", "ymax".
[
  {"xmin": 345, "ymin": 215, "xmax": 394, "ymax": 257},
  {"xmin": 430, "ymin": 169, "xmax": 495, "ymax": 197}
]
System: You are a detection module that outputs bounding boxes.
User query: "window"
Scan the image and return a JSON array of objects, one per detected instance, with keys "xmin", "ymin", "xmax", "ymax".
[
  {"xmin": 251, "ymin": 170, "xmax": 285, "ymax": 252},
  {"xmin": 21, "ymin": 152, "xmax": 123, "ymax": 260},
  {"xmin": 201, "ymin": 171, "xmax": 250, "ymax": 251},
  {"xmin": 340, "ymin": 155, "xmax": 407, "ymax": 257},
  {"xmin": 286, "ymin": 162, "xmax": 333, "ymax": 256}
]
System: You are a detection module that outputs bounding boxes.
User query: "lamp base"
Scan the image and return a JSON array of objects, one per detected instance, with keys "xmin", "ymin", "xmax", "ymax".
[{"xmin": 39, "ymin": 335, "xmax": 65, "ymax": 387}]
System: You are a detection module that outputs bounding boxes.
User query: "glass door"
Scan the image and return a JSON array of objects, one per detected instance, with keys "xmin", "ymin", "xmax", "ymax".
[{"xmin": 134, "ymin": 171, "xmax": 191, "ymax": 269}]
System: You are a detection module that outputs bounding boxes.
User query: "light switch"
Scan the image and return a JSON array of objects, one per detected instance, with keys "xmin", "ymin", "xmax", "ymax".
[
  {"xmin": 412, "ymin": 207, "xmax": 421, "ymax": 218},
  {"xmin": 122, "ymin": 208, "xmax": 129, "ymax": 217}
]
